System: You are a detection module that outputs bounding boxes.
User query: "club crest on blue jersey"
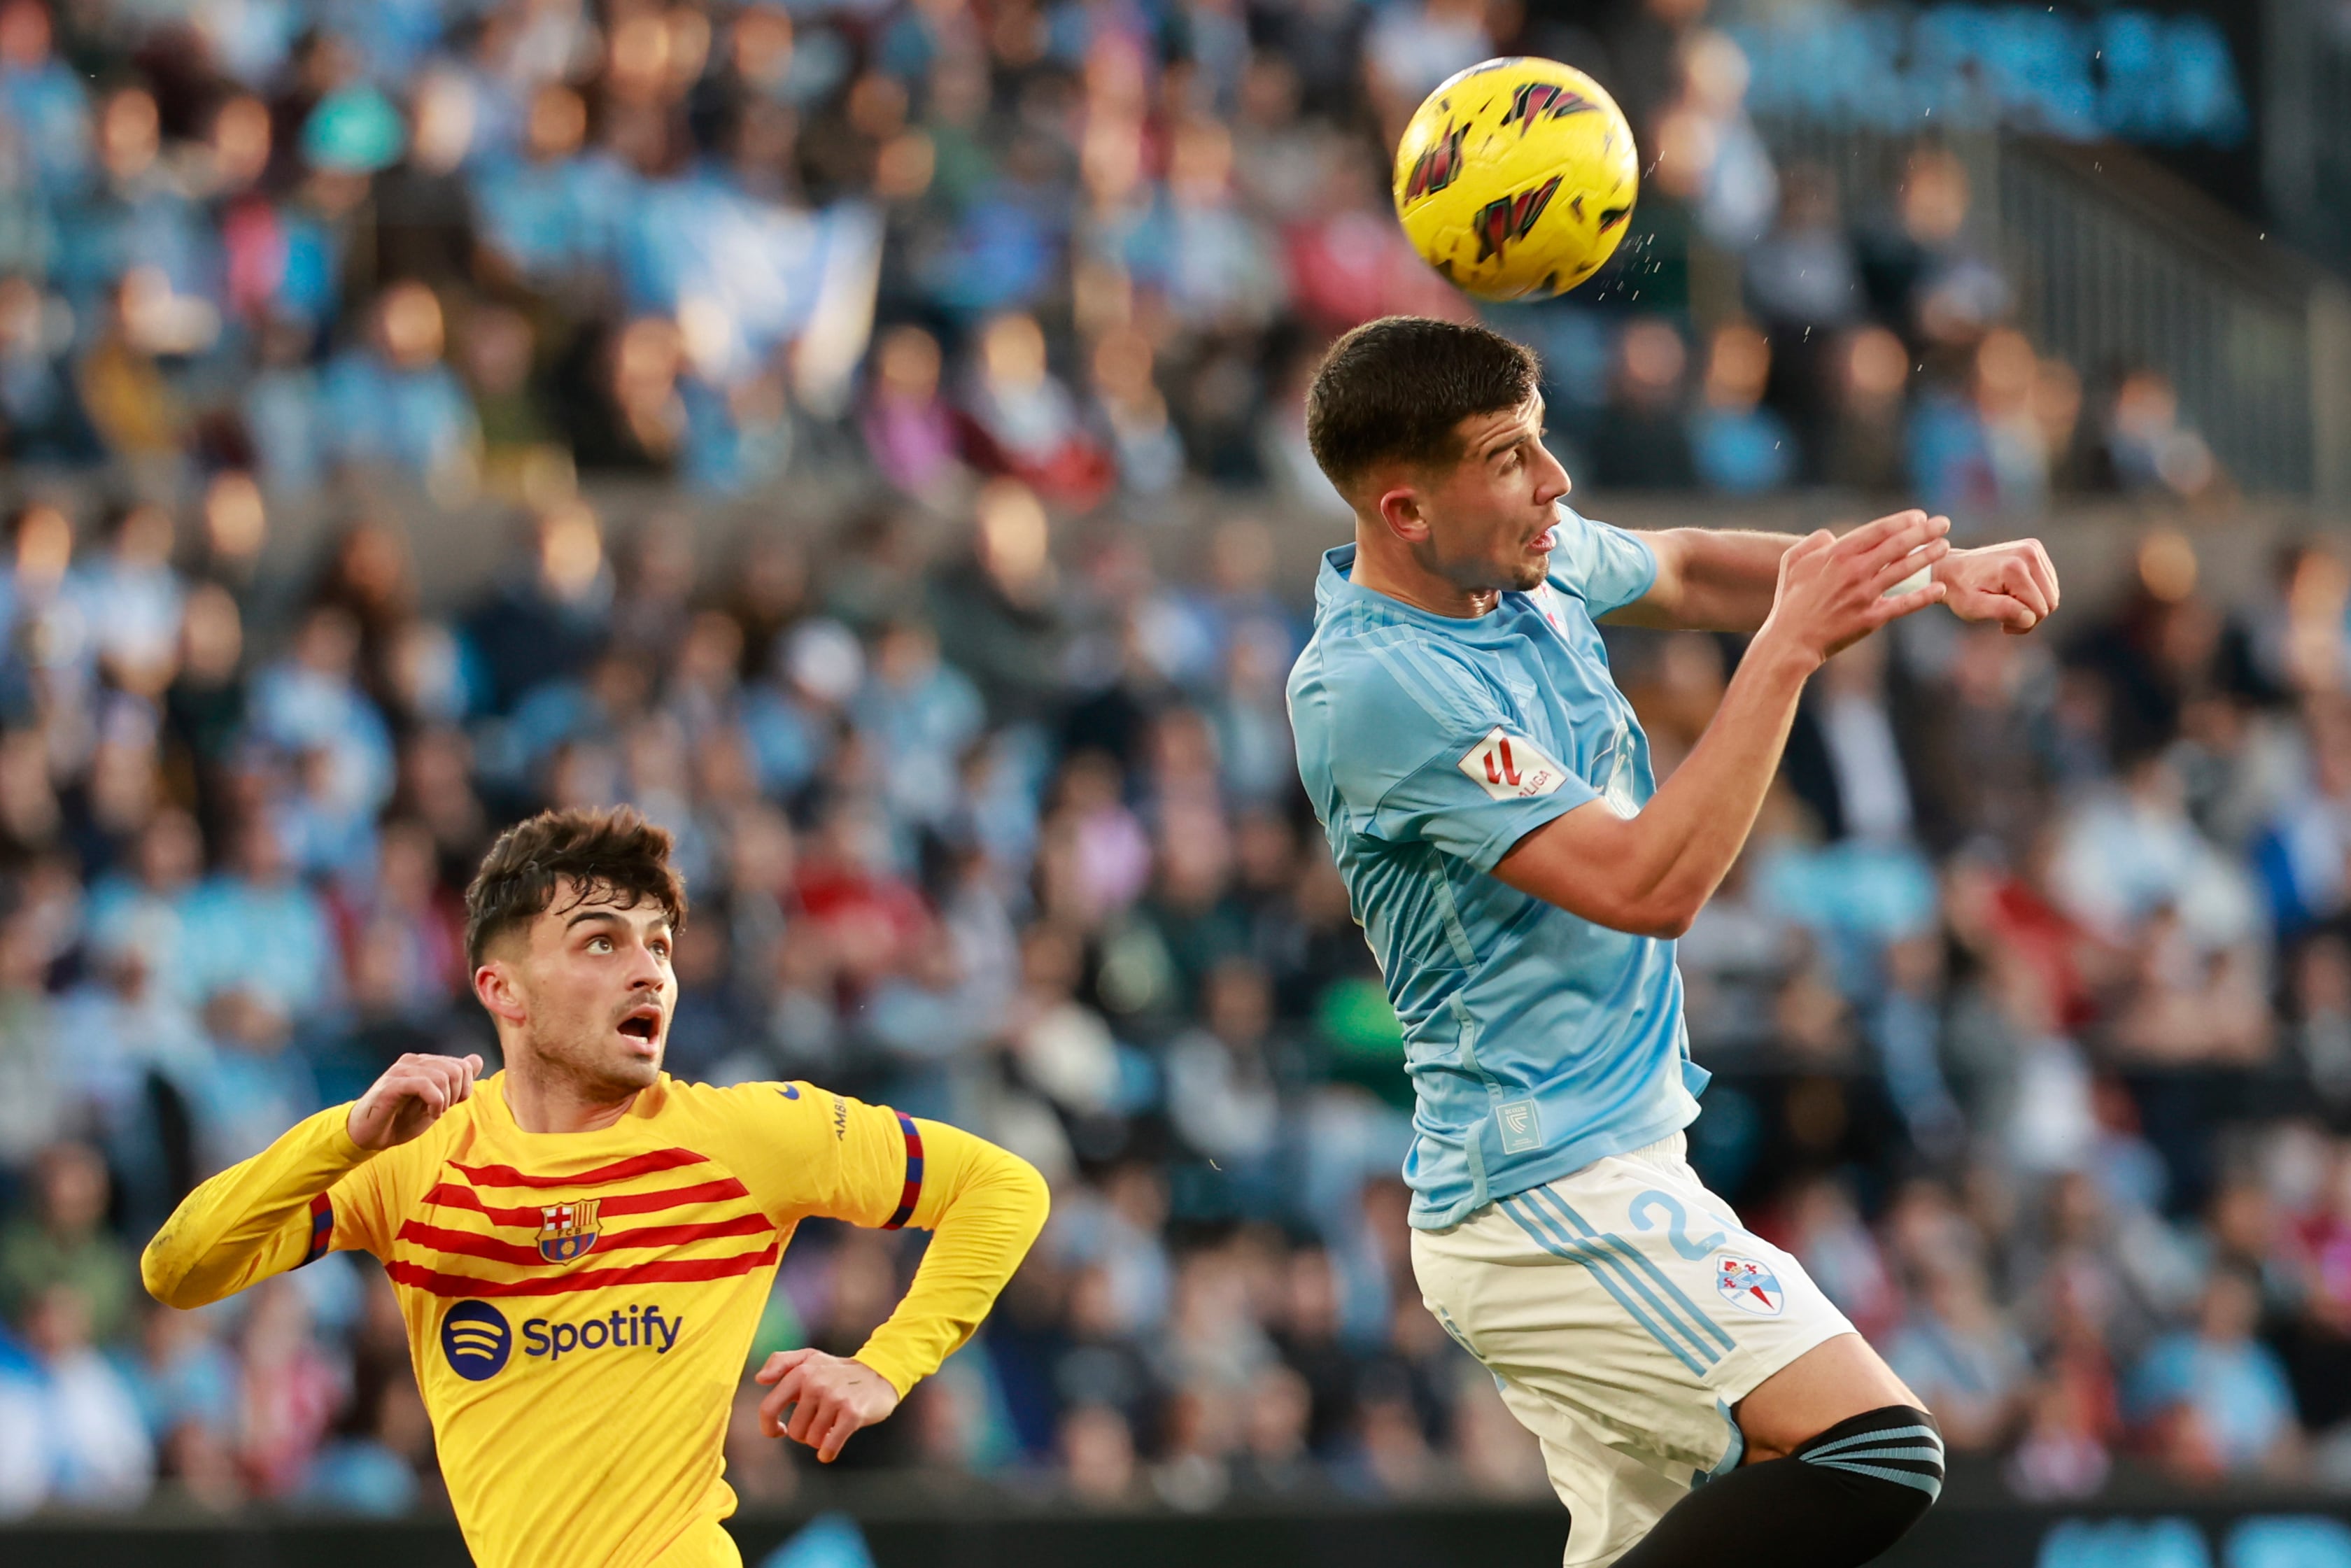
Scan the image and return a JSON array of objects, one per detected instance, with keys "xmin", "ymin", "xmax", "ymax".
[
  {"xmin": 537, "ymin": 1198, "xmax": 601, "ymax": 1264},
  {"xmin": 1715, "ymin": 1255, "xmax": 1784, "ymax": 1317}
]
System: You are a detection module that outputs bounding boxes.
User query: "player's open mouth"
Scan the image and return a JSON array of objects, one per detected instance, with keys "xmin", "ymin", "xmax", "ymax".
[{"xmin": 617, "ymin": 1007, "xmax": 662, "ymax": 1044}]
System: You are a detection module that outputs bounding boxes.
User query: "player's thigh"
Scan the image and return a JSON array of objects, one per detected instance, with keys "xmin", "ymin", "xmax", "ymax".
[
  {"xmin": 1734, "ymin": 1328, "xmax": 1921, "ymax": 1463},
  {"xmin": 1414, "ymin": 1136, "xmax": 1854, "ymax": 1475}
]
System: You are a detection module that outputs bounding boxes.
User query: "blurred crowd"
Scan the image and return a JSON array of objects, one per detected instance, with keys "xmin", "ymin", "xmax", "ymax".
[
  {"xmin": 2, "ymin": 469, "xmax": 2351, "ymax": 1517},
  {"xmin": 0, "ymin": 0, "xmax": 2226, "ymax": 518},
  {"xmin": 0, "ymin": 0, "xmax": 2316, "ymax": 1530}
]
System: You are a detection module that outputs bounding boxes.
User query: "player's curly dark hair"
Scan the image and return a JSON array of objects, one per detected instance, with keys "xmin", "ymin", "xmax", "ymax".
[
  {"xmin": 1305, "ymin": 316, "xmax": 1539, "ymax": 493},
  {"xmin": 463, "ymin": 806, "xmax": 688, "ymax": 966}
]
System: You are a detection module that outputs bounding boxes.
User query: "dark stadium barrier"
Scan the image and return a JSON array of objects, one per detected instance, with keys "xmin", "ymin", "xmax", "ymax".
[{"xmin": 6, "ymin": 1496, "xmax": 2351, "ymax": 1568}]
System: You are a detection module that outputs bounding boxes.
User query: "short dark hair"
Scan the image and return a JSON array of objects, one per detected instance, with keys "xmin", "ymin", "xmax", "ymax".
[
  {"xmin": 1305, "ymin": 317, "xmax": 1540, "ymax": 492},
  {"xmin": 463, "ymin": 806, "xmax": 688, "ymax": 966}
]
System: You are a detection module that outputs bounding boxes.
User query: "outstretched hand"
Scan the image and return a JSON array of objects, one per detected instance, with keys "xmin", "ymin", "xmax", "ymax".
[
  {"xmin": 347, "ymin": 1052, "xmax": 484, "ymax": 1152},
  {"xmin": 1760, "ymin": 509, "xmax": 1951, "ymax": 668},
  {"xmin": 754, "ymin": 1348, "xmax": 901, "ymax": 1463}
]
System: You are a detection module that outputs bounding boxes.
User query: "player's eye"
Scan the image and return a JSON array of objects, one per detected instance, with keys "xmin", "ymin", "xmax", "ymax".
[{"xmin": 588, "ymin": 935, "xmax": 612, "ymax": 953}]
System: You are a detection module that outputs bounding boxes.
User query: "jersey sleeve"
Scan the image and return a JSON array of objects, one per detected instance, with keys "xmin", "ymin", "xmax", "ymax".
[
  {"xmin": 1548, "ymin": 505, "xmax": 1658, "ymax": 618},
  {"xmin": 141, "ymin": 1104, "xmax": 391, "ymax": 1308},
  {"xmin": 707, "ymin": 1081, "xmax": 921, "ymax": 1230},
  {"xmin": 1326, "ymin": 643, "xmax": 1601, "ymax": 873},
  {"xmin": 706, "ymin": 1082, "xmax": 1050, "ymax": 1394}
]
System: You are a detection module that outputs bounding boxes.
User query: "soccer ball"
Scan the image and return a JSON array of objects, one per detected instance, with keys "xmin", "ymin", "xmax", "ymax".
[{"xmin": 1392, "ymin": 57, "xmax": 1639, "ymax": 302}]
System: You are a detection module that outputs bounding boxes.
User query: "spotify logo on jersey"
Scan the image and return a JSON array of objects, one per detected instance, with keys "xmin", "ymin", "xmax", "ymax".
[{"xmin": 441, "ymin": 1299, "xmax": 513, "ymax": 1380}]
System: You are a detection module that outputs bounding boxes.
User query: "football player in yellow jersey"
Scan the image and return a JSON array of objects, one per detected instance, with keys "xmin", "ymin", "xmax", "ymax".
[{"xmin": 140, "ymin": 805, "xmax": 1050, "ymax": 1568}]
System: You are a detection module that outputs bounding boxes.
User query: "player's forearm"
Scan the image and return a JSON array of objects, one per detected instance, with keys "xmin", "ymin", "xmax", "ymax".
[
  {"xmin": 1629, "ymin": 633, "xmax": 1814, "ymax": 921},
  {"xmin": 1499, "ymin": 633, "xmax": 1814, "ymax": 936},
  {"xmin": 853, "ymin": 1122, "xmax": 1049, "ymax": 1396},
  {"xmin": 141, "ymin": 1103, "xmax": 373, "ymax": 1309},
  {"xmin": 1609, "ymin": 528, "xmax": 1797, "ymax": 634}
]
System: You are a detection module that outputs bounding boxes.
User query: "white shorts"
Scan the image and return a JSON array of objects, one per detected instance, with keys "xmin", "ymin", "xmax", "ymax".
[{"xmin": 1411, "ymin": 1132, "xmax": 1854, "ymax": 1567}]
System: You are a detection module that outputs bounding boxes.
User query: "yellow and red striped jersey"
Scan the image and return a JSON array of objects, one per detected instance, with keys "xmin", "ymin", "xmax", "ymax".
[{"xmin": 142, "ymin": 1074, "xmax": 1047, "ymax": 1568}]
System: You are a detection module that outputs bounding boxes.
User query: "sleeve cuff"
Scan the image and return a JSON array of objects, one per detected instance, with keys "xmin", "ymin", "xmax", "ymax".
[
  {"xmin": 1464, "ymin": 784, "xmax": 1597, "ymax": 874},
  {"xmin": 325, "ymin": 1104, "xmax": 376, "ymax": 1165},
  {"xmin": 850, "ymin": 1343, "xmax": 918, "ymax": 1398}
]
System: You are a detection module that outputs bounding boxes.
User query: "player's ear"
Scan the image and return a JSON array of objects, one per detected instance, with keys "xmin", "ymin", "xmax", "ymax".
[
  {"xmin": 473, "ymin": 959, "xmax": 526, "ymax": 1025},
  {"xmin": 1375, "ymin": 482, "xmax": 1430, "ymax": 543}
]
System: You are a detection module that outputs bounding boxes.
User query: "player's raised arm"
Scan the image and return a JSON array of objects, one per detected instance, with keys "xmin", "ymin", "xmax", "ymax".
[
  {"xmin": 737, "ymin": 1087, "xmax": 1047, "ymax": 1462},
  {"xmin": 1609, "ymin": 523, "xmax": 2060, "ymax": 636},
  {"xmin": 141, "ymin": 1051, "xmax": 481, "ymax": 1309},
  {"xmin": 1495, "ymin": 510, "xmax": 1950, "ymax": 938}
]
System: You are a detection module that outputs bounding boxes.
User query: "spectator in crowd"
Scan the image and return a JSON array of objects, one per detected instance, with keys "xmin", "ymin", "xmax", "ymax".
[
  {"xmin": 1688, "ymin": 320, "xmax": 1793, "ymax": 495},
  {"xmin": 2132, "ymin": 1270, "xmax": 2302, "ymax": 1481},
  {"xmin": 18, "ymin": 1281, "xmax": 153, "ymax": 1508},
  {"xmin": 321, "ymin": 282, "xmax": 480, "ymax": 493},
  {"xmin": 0, "ymin": 1143, "xmax": 136, "ymax": 1345}
]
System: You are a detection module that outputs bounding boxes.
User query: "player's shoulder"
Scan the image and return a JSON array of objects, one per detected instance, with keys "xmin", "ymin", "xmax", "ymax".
[
  {"xmin": 655, "ymin": 1076, "xmax": 849, "ymax": 1138},
  {"xmin": 1305, "ymin": 617, "xmax": 1497, "ymax": 735},
  {"xmin": 1543, "ymin": 506, "xmax": 1655, "ymax": 602}
]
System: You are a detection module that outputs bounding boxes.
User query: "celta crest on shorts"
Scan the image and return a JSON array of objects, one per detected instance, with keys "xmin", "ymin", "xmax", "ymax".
[
  {"xmin": 537, "ymin": 1198, "xmax": 602, "ymax": 1263},
  {"xmin": 1715, "ymin": 1254, "xmax": 1785, "ymax": 1317}
]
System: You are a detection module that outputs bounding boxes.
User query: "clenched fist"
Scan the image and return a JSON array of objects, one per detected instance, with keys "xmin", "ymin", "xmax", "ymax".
[
  {"xmin": 1937, "ymin": 537, "xmax": 2061, "ymax": 634},
  {"xmin": 754, "ymin": 1348, "xmax": 901, "ymax": 1463},
  {"xmin": 348, "ymin": 1052, "xmax": 485, "ymax": 1152}
]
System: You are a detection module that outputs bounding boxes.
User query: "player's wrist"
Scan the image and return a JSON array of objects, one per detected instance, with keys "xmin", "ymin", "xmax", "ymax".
[
  {"xmin": 345, "ymin": 1100, "xmax": 387, "ymax": 1152},
  {"xmin": 1750, "ymin": 616, "xmax": 1828, "ymax": 677}
]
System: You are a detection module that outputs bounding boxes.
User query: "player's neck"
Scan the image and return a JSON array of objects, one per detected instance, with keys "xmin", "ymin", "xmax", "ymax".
[
  {"xmin": 1347, "ymin": 528, "xmax": 1500, "ymax": 619},
  {"xmin": 499, "ymin": 1058, "xmax": 642, "ymax": 1133}
]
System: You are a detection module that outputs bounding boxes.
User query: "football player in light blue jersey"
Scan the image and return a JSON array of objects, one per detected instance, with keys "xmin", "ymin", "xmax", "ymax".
[{"xmin": 1287, "ymin": 318, "xmax": 2059, "ymax": 1568}]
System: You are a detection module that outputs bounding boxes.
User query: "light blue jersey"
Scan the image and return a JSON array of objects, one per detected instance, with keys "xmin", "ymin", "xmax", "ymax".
[{"xmin": 1287, "ymin": 508, "xmax": 1709, "ymax": 1229}]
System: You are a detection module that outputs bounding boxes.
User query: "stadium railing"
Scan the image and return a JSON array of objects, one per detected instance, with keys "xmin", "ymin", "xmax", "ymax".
[{"xmin": 1752, "ymin": 115, "xmax": 2351, "ymax": 504}]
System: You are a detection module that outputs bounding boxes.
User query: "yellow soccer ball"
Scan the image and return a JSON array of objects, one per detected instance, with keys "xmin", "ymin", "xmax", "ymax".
[{"xmin": 1392, "ymin": 57, "xmax": 1639, "ymax": 302}]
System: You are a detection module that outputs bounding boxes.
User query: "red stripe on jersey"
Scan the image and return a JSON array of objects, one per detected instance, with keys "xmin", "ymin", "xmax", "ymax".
[
  {"xmin": 395, "ymin": 1211, "xmax": 777, "ymax": 1266},
  {"xmin": 448, "ymin": 1147, "xmax": 709, "ymax": 1189},
  {"xmin": 385, "ymin": 1243, "xmax": 781, "ymax": 1297},
  {"xmin": 422, "ymin": 1176, "xmax": 753, "ymax": 1227}
]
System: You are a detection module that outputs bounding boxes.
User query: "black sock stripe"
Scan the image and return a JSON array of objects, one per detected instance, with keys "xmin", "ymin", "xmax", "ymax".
[{"xmin": 1794, "ymin": 1406, "xmax": 1944, "ymax": 1469}]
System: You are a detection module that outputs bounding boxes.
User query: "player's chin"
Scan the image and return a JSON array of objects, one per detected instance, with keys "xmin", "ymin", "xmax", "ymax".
[
  {"xmin": 602, "ymin": 1037, "xmax": 665, "ymax": 1085},
  {"xmin": 1506, "ymin": 553, "xmax": 1550, "ymax": 591}
]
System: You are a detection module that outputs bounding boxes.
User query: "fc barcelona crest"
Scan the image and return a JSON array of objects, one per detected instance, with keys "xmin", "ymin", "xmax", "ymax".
[{"xmin": 538, "ymin": 1199, "xmax": 601, "ymax": 1263}]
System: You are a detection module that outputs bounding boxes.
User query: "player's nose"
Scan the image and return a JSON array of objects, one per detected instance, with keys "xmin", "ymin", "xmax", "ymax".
[
  {"xmin": 623, "ymin": 942, "xmax": 666, "ymax": 989},
  {"xmin": 1534, "ymin": 444, "xmax": 1571, "ymax": 504}
]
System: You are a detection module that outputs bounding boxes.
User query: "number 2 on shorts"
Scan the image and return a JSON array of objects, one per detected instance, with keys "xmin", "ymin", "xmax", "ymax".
[{"xmin": 1628, "ymin": 1188, "xmax": 1726, "ymax": 1261}]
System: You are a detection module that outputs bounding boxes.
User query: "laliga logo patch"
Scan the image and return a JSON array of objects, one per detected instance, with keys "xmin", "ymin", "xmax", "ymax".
[
  {"xmin": 1715, "ymin": 1255, "xmax": 1785, "ymax": 1317},
  {"xmin": 1458, "ymin": 727, "xmax": 1568, "ymax": 802},
  {"xmin": 537, "ymin": 1197, "xmax": 601, "ymax": 1264},
  {"xmin": 442, "ymin": 1299, "xmax": 513, "ymax": 1380}
]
